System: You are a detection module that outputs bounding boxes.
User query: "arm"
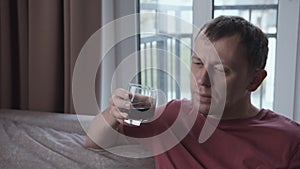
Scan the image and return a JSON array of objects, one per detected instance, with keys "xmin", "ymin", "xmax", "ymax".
[{"xmin": 85, "ymin": 88, "xmax": 131, "ymax": 149}]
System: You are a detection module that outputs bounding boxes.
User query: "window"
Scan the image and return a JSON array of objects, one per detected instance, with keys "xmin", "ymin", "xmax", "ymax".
[
  {"xmin": 138, "ymin": 0, "xmax": 278, "ymax": 109},
  {"xmin": 213, "ymin": 0, "xmax": 278, "ymax": 110}
]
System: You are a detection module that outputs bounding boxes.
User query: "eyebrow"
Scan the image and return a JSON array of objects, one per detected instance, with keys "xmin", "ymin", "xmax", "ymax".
[
  {"xmin": 192, "ymin": 55, "xmax": 231, "ymax": 69},
  {"xmin": 191, "ymin": 55, "xmax": 202, "ymax": 61},
  {"xmin": 192, "ymin": 51, "xmax": 237, "ymax": 68},
  {"xmin": 191, "ymin": 54, "xmax": 201, "ymax": 59}
]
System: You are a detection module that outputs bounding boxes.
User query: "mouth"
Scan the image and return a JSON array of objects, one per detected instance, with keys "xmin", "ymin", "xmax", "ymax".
[
  {"xmin": 199, "ymin": 94, "xmax": 212, "ymax": 103},
  {"xmin": 192, "ymin": 91, "xmax": 212, "ymax": 103}
]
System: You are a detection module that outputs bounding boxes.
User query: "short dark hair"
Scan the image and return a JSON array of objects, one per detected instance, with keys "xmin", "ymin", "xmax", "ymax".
[{"xmin": 200, "ymin": 15, "xmax": 268, "ymax": 70}]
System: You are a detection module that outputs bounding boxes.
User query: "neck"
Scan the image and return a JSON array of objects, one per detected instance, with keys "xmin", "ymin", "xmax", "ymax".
[{"xmin": 208, "ymin": 98, "xmax": 259, "ymax": 120}]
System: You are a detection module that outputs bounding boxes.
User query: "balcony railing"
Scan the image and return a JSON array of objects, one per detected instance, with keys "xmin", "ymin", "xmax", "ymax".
[{"xmin": 139, "ymin": 33, "xmax": 193, "ymax": 101}]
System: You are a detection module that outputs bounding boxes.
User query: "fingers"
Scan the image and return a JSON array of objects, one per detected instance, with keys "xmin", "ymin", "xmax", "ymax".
[
  {"xmin": 108, "ymin": 88, "xmax": 131, "ymax": 124},
  {"xmin": 109, "ymin": 105, "xmax": 128, "ymax": 124},
  {"xmin": 114, "ymin": 88, "xmax": 131, "ymax": 99},
  {"xmin": 110, "ymin": 88, "xmax": 131, "ymax": 109},
  {"xmin": 110, "ymin": 96, "xmax": 131, "ymax": 109}
]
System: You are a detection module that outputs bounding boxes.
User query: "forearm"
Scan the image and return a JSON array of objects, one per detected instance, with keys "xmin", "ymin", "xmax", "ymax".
[{"xmin": 85, "ymin": 108, "xmax": 120, "ymax": 149}]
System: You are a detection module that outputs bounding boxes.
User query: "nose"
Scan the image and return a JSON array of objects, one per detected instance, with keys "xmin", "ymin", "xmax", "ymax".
[{"xmin": 197, "ymin": 67, "xmax": 211, "ymax": 87}]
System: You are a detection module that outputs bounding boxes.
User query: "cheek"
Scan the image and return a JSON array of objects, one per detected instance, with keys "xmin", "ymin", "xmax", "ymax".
[
  {"xmin": 225, "ymin": 77, "xmax": 249, "ymax": 101},
  {"xmin": 190, "ymin": 70, "xmax": 198, "ymax": 90},
  {"xmin": 212, "ymin": 75, "xmax": 247, "ymax": 102},
  {"xmin": 211, "ymin": 75, "xmax": 227, "ymax": 97}
]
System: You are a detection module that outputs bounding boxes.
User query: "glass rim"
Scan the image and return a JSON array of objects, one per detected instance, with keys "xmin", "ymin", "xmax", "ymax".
[{"xmin": 128, "ymin": 83, "xmax": 156, "ymax": 91}]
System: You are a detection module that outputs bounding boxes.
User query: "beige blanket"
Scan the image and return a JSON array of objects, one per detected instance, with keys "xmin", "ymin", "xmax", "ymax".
[{"xmin": 0, "ymin": 109, "xmax": 154, "ymax": 169}]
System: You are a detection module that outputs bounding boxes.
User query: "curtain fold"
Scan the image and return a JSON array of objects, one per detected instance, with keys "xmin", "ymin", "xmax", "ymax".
[{"xmin": 0, "ymin": 0, "xmax": 102, "ymax": 113}]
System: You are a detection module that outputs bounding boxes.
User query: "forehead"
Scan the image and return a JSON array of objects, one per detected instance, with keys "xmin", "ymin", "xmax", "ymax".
[
  {"xmin": 194, "ymin": 32, "xmax": 247, "ymax": 67},
  {"xmin": 193, "ymin": 33, "xmax": 220, "ymax": 64}
]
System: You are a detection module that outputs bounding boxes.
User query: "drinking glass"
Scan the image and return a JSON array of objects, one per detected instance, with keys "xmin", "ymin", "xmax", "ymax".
[{"xmin": 123, "ymin": 83, "xmax": 157, "ymax": 126}]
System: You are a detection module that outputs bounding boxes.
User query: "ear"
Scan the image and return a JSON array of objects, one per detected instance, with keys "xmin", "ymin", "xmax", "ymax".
[{"xmin": 247, "ymin": 69, "xmax": 267, "ymax": 92}]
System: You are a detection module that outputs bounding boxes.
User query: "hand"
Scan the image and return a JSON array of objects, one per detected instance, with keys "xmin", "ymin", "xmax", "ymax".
[{"xmin": 108, "ymin": 88, "xmax": 131, "ymax": 124}]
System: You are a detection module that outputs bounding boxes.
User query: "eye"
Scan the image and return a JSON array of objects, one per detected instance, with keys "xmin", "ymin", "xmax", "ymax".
[
  {"xmin": 214, "ymin": 66, "xmax": 224, "ymax": 72},
  {"xmin": 214, "ymin": 65, "xmax": 230, "ymax": 74},
  {"xmin": 193, "ymin": 61, "xmax": 203, "ymax": 66},
  {"xmin": 192, "ymin": 56, "xmax": 204, "ymax": 67}
]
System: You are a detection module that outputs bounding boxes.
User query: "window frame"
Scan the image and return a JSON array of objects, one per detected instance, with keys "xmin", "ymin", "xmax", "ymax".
[{"xmin": 273, "ymin": 0, "xmax": 300, "ymax": 122}]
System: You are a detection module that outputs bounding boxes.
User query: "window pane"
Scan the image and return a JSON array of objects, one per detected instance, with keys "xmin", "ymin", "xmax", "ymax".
[
  {"xmin": 263, "ymin": 38, "xmax": 276, "ymax": 109},
  {"xmin": 214, "ymin": 10, "xmax": 249, "ymax": 19},
  {"xmin": 250, "ymin": 10, "xmax": 277, "ymax": 34},
  {"xmin": 140, "ymin": 10, "xmax": 156, "ymax": 33},
  {"xmin": 214, "ymin": 0, "xmax": 278, "ymax": 6}
]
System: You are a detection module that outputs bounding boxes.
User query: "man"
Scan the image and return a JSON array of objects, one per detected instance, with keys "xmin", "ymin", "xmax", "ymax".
[{"xmin": 85, "ymin": 16, "xmax": 300, "ymax": 168}]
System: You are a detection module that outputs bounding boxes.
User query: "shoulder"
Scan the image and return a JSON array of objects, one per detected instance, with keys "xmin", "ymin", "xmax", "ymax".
[
  {"xmin": 261, "ymin": 109, "xmax": 300, "ymax": 140},
  {"xmin": 262, "ymin": 109, "xmax": 300, "ymax": 128},
  {"xmin": 153, "ymin": 99, "xmax": 194, "ymax": 123},
  {"xmin": 156, "ymin": 98, "xmax": 190, "ymax": 111},
  {"xmin": 157, "ymin": 99, "xmax": 194, "ymax": 115},
  {"xmin": 165, "ymin": 99, "xmax": 193, "ymax": 110}
]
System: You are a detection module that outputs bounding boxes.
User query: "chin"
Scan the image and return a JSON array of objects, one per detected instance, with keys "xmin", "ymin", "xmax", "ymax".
[
  {"xmin": 193, "ymin": 101, "xmax": 210, "ymax": 115},
  {"xmin": 198, "ymin": 106, "xmax": 210, "ymax": 115}
]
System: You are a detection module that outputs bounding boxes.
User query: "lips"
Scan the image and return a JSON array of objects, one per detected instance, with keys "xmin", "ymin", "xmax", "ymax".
[
  {"xmin": 199, "ymin": 93, "xmax": 211, "ymax": 98},
  {"xmin": 191, "ymin": 86, "xmax": 212, "ymax": 103},
  {"xmin": 199, "ymin": 93, "xmax": 212, "ymax": 103}
]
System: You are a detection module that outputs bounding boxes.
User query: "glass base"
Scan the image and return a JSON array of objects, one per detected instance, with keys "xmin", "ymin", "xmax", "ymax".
[{"xmin": 124, "ymin": 119, "xmax": 142, "ymax": 126}]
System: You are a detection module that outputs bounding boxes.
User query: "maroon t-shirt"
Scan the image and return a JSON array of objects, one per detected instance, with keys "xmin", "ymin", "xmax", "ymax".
[{"xmin": 123, "ymin": 99, "xmax": 300, "ymax": 169}]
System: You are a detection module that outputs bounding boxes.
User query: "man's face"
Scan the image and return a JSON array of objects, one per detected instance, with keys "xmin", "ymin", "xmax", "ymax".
[{"xmin": 190, "ymin": 33, "xmax": 252, "ymax": 115}]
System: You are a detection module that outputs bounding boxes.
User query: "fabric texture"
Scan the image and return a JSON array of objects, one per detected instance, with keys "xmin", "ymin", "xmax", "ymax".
[
  {"xmin": 0, "ymin": 0, "xmax": 102, "ymax": 113},
  {"xmin": 123, "ymin": 99, "xmax": 300, "ymax": 169},
  {"xmin": 0, "ymin": 109, "xmax": 154, "ymax": 169}
]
